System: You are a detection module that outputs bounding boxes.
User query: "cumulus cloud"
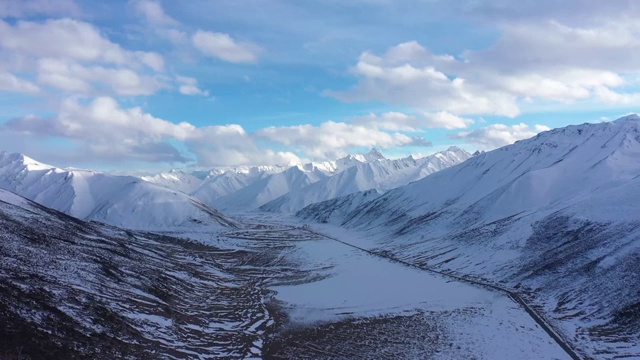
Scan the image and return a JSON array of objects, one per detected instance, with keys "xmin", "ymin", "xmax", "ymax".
[
  {"xmin": 0, "ymin": 18, "xmax": 167, "ymax": 97},
  {"xmin": 192, "ymin": 30, "xmax": 260, "ymax": 63},
  {"xmin": 329, "ymin": 13, "xmax": 640, "ymax": 116},
  {"xmin": 2, "ymin": 97, "xmax": 301, "ymax": 166},
  {"xmin": 354, "ymin": 111, "xmax": 474, "ymax": 132},
  {"xmin": 255, "ymin": 120, "xmax": 430, "ymax": 159},
  {"xmin": 327, "ymin": 41, "xmax": 520, "ymax": 117},
  {"xmin": 0, "ymin": 19, "xmax": 162, "ymax": 69},
  {"xmin": 37, "ymin": 58, "xmax": 165, "ymax": 96},
  {"xmin": 132, "ymin": 0, "xmax": 178, "ymax": 26},
  {"xmin": 0, "ymin": 72, "xmax": 39, "ymax": 93},
  {"xmin": 176, "ymin": 75, "xmax": 209, "ymax": 96},
  {"xmin": 450, "ymin": 123, "xmax": 551, "ymax": 149}
]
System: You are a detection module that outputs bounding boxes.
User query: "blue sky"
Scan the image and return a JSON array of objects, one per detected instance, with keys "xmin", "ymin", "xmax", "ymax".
[{"xmin": 1, "ymin": 0, "xmax": 640, "ymax": 171}]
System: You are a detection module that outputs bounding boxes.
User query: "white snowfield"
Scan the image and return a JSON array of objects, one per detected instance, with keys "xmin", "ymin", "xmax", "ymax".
[
  {"xmin": 297, "ymin": 114, "xmax": 640, "ymax": 359},
  {"xmin": 271, "ymin": 236, "xmax": 571, "ymax": 360}
]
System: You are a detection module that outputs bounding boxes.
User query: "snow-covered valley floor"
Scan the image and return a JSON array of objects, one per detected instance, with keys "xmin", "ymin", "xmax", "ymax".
[
  {"xmin": 225, "ymin": 213, "xmax": 572, "ymax": 359},
  {"xmin": 0, "ymin": 196, "xmax": 575, "ymax": 359}
]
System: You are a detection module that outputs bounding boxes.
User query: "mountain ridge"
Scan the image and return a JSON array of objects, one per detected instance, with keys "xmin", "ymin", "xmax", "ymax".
[
  {"xmin": 296, "ymin": 115, "xmax": 640, "ymax": 358},
  {"xmin": 0, "ymin": 152, "xmax": 239, "ymax": 230}
]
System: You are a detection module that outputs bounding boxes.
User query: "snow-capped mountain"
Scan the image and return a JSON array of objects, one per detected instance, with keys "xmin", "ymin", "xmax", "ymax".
[
  {"xmin": 0, "ymin": 152, "xmax": 238, "ymax": 230},
  {"xmin": 212, "ymin": 165, "xmax": 331, "ymax": 211},
  {"xmin": 132, "ymin": 147, "xmax": 469, "ymax": 213},
  {"xmin": 0, "ymin": 147, "xmax": 470, "ymax": 222},
  {"xmin": 261, "ymin": 146, "xmax": 472, "ymax": 213},
  {"xmin": 297, "ymin": 115, "xmax": 640, "ymax": 358},
  {"xmin": 190, "ymin": 165, "xmax": 286, "ymax": 209},
  {"xmin": 141, "ymin": 169, "xmax": 207, "ymax": 194}
]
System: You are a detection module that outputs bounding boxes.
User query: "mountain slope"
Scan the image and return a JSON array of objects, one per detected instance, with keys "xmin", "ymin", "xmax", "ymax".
[
  {"xmin": 0, "ymin": 152, "xmax": 238, "ymax": 230},
  {"xmin": 141, "ymin": 170, "xmax": 206, "ymax": 194},
  {"xmin": 190, "ymin": 167, "xmax": 276, "ymax": 208},
  {"xmin": 297, "ymin": 115, "xmax": 640, "ymax": 359},
  {"xmin": 214, "ymin": 166, "xmax": 329, "ymax": 211},
  {"xmin": 0, "ymin": 189, "xmax": 282, "ymax": 359},
  {"xmin": 262, "ymin": 147, "xmax": 472, "ymax": 213}
]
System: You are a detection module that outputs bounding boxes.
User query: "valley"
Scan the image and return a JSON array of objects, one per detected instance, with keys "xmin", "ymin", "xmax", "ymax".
[
  {"xmin": 0, "ymin": 192, "xmax": 570, "ymax": 359},
  {"xmin": 2, "ymin": 116, "xmax": 640, "ymax": 359}
]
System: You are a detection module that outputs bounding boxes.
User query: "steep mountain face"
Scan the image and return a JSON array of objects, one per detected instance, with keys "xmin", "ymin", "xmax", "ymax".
[
  {"xmin": 261, "ymin": 147, "xmax": 472, "ymax": 213},
  {"xmin": 297, "ymin": 115, "xmax": 640, "ymax": 358},
  {"xmin": 0, "ymin": 153, "xmax": 238, "ymax": 230}
]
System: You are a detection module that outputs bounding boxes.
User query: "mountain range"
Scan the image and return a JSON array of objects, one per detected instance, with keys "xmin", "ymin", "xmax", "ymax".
[
  {"xmin": 2, "ymin": 115, "xmax": 640, "ymax": 358},
  {"xmin": 0, "ymin": 147, "xmax": 471, "ymax": 229},
  {"xmin": 297, "ymin": 114, "xmax": 640, "ymax": 358},
  {"xmin": 0, "ymin": 152, "xmax": 238, "ymax": 230}
]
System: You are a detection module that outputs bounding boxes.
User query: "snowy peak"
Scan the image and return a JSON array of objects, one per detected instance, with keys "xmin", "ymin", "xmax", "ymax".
[
  {"xmin": 141, "ymin": 170, "xmax": 204, "ymax": 194},
  {"xmin": 0, "ymin": 151, "xmax": 56, "ymax": 171},
  {"xmin": 299, "ymin": 115, "xmax": 640, "ymax": 230},
  {"xmin": 0, "ymin": 152, "xmax": 238, "ymax": 230},
  {"xmin": 365, "ymin": 147, "xmax": 386, "ymax": 161},
  {"xmin": 295, "ymin": 116, "xmax": 640, "ymax": 358},
  {"xmin": 613, "ymin": 113, "xmax": 640, "ymax": 123},
  {"xmin": 261, "ymin": 146, "xmax": 472, "ymax": 213}
]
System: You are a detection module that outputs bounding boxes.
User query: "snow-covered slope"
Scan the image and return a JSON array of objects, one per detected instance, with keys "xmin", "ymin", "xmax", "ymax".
[
  {"xmin": 297, "ymin": 115, "xmax": 640, "ymax": 359},
  {"xmin": 190, "ymin": 167, "xmax": 277, "ymax": 208},
  {"xmin": 132, "ymin": 147, "xmax": 470, "ymax": 213},
  {"xmin": 141, "ymin": 169, "xmax": 205, "ymax": 194},
  {"xmin": 0, "ymin": 189, "xmax": 278, "ymax": 358},
  {"xmin": 0, "ymin": 152, "xmax": 239, "ymax": 230},
  {"xmin": 262, "ymin": 147, "xmax": 472, "ymax": 213},
  {"xmin": 213, "ymin": 166, "xmax": 330, "ymax": 211}
]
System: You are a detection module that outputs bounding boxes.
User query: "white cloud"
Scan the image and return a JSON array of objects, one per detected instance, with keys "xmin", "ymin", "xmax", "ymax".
[
  {"xmin": 0, "ymin": 0, "xmax": 81, "ymax": 18},
  {"xmin": 450, "ymin": 123, "xmax": 551, "ymax": 149},
  {"xmin": 330, "ymin": 15, "xmax": 640, "ymax": 117},
  {"xmin": 327, "ymin": 42, "xmax": 520, "ymax": 117},
  {"xmin": 0, "ymin": 72, "xmax": 39, "ymax": 93},
  {"xmin": 593, "ymin": 87, "xmax": 640, "ymax": 105},
  {"xmin": 132, "ymin": 0, "xmax": 178, "ymax": 26},
  {"xmin": 176, "ymin": 75, "xmax": 209, "ymax": 96},
  {"xmin": 135, "ymin": 51, "xmax": 165, "ymax": 72},
  {"xmin": 0, "ymin": 18, "xmax": 167, "ymax": 97},
  {"xmin": 425, "ymin": 112, "xmax": 475, "ymax": 129},
  {"xmin": 192, "ymin": 30, "xmax": 260, "ymax": 63},
  {"xmin": 0, "ymin": 19, "xmax": 162, "ymax": 69},
  {"xmin": 255, "ymin": 120, "xmax": 430, "ymax": 159},
  {"xmin": 3, "ymin": 97, "xmax": 301, "ymax": 166},
  {"xmin": 37, "ymin": 58, "xmax": 165, "ymax": 96},
  {"xmin": 354, "ymin": 111, "xmax": 474, "ymax": 131}
]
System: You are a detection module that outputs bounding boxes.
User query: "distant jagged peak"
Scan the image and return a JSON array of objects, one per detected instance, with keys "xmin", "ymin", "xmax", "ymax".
[
  {"xmin": 365, "ymin": 147, "xmax": 386, "ymax": 161},
  {"xmin": 444, "ymin": 145, "xmax": 465, "ymax": 153}
]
